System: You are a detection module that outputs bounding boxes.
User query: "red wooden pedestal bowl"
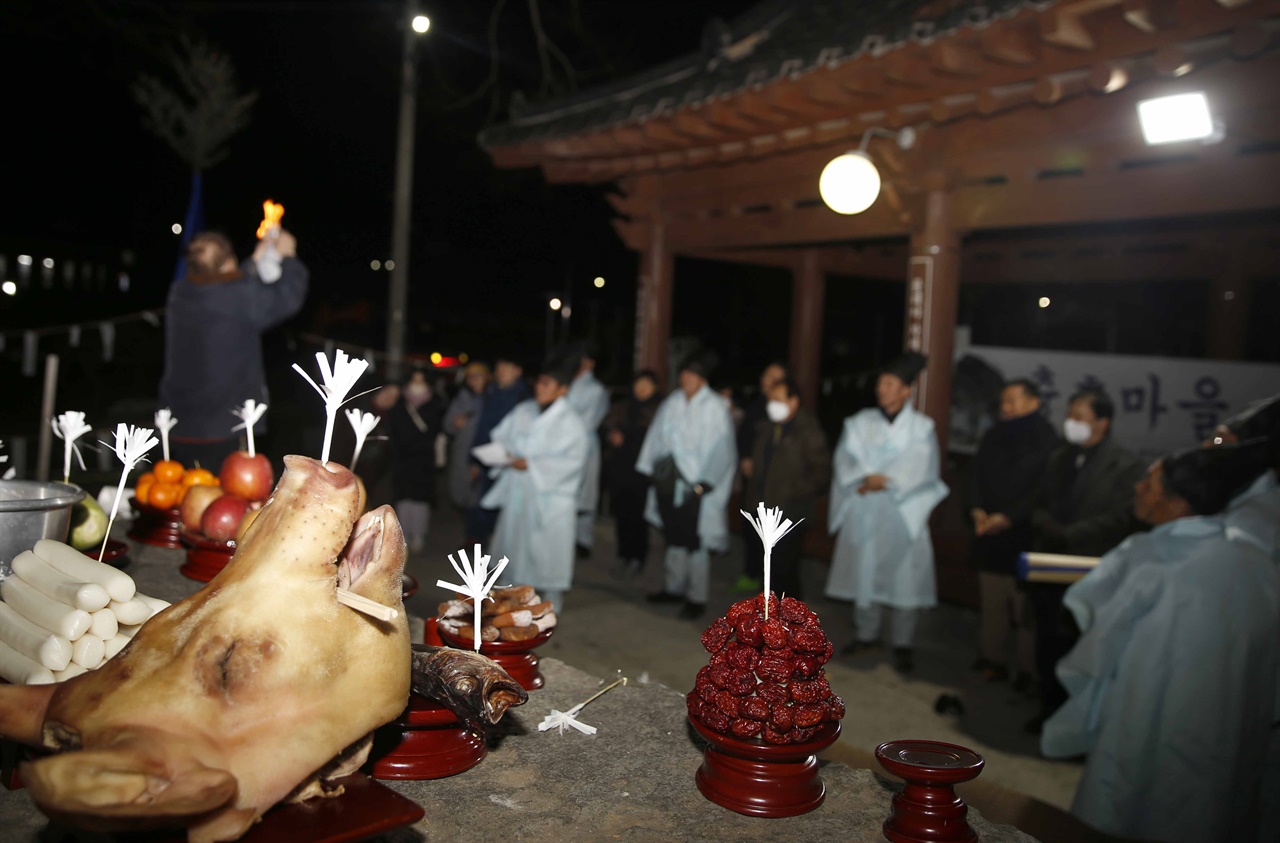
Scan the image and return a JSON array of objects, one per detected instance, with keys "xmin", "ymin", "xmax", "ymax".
[
  {"xmin": 875, "ymin": 739, "xmax": 985, "ymax": 843},
  {"xmin": 690, "ymin": 715, "xmax": 841, "ymax": 818},
  {"xmin": 367, "ymin": 692, "xmax": 487, "ymax": 781},
  {"xmin": 179, "ymin": 528, "xmax": 235, "ymax": 582},
  {"xmin": 86, "ymin": 539, "xmax": 129, "ymax": 567},
  {"xmin": 437, "ymin": 626, "xmax": 554, "ymax": 691},
  {"xmin": 127, "ymin": 497, "xmax": 184, "ymax": 549}
]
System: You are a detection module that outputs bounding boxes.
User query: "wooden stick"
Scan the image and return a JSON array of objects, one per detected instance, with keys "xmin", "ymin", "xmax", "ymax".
[{"xmin": 337, "ymin": 588, "xmax": 398, "ymax": 621}]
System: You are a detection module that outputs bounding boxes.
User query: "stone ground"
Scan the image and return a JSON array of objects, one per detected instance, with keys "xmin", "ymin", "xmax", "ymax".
[{"xmin": 400, "ymin": 502, "xmax": 1106, "ymax": 842}]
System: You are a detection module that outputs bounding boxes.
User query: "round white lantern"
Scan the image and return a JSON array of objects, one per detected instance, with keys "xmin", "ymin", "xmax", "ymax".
[{"xmin": 819, "ymin": 151, "xmax": 882, "ymax": 215}]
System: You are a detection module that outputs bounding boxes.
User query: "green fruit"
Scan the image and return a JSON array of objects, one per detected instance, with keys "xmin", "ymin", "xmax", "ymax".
[{"xmin": 68, "ymin": 493, "xmax": 108, "ymax": 551}]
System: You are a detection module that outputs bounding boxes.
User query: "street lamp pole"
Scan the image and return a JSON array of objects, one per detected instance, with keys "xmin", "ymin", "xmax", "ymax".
[{"xmin": 386, "ymin": 2, "xmax": 427, "ymax": 382}]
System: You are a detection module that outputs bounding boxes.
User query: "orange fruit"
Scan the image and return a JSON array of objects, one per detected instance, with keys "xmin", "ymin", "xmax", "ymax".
[
  {"xmin": 154, "ymin": 460, "xmax": 185, "ymax": 484},
  {"xmin": 135, "ymin": 472, "xmax": 156, "ymax": 505},
  {"xmin": 182, "ymin": 467, "xmax": 218, "ymax": 488},
  {"xmin": 148, "ymin": 482, "xmax": 182, "ymax": 511}
]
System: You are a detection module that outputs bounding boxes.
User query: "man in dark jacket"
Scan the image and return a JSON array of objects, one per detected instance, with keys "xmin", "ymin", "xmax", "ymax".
[
  {"xmin": 465, "ymin": 351, "xmax": 529, "ymax": 544},
  {"xmin": 735, "ymin": 361, "xmax": 788, "ymax": 591},
  {"xmin": 969, "ymin": 379, "xmax": 1058, "ymax": 687},
  {"xmin": 1027, "ymin": 388, "xmax": 1144, "ymax": 732},
  {"xmin": 742, "ymin": 376, "xmax": 831, "ymax": 600},
  {"xmin": 159, "ymin": 229, "xmax": 308, "ymax": 469}
]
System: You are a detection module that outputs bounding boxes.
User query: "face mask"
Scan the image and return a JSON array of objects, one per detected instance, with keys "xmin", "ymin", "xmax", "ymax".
[
  {"xmin": 405, "ymin": 384, "xmax": 430, "ymax": 401},
  {"xmin": 766, "ymin": 400, "xmax": 791, "ymax": 423},
  {"xmin": 1063, "ymin": 418, "xmax": 1092, "ymax": 445}
]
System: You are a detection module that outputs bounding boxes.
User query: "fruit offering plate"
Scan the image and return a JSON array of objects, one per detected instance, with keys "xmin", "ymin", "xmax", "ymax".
[
  {"xmin": 85, "ymin": 539, "xmax": 129, "ymax": 567},
  {"xmin": 436, "ymin": 625, "xmax": 553, "ymax": 691},
  {"xmin": 690, "ymin": 716, "xmax": 840, "ymax": 818},
  {"xmin": 178, "ymin": 528, "xmax": 236, "ymax": 583},
  {"xmin": 126, "ymin": 498, "xmax": 184, "ymax": 549}
]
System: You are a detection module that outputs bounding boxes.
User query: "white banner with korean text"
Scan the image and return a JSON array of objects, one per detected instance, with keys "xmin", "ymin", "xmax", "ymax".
[{"xmin": 951, "ymin": 346, "xmax": 1280, "ymax": 461}]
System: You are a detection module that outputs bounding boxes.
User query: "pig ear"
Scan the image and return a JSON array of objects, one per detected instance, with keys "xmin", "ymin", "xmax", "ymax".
[
  {"xmin": 0, "ymin": 683, "xmax": 57, "ymax": 746},
  {"xmin": 23, "ymin": 750, "xmax": 237, "ymax": 821}
]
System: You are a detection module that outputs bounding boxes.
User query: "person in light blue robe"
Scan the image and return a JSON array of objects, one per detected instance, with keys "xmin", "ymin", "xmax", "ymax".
[
  {"xmin": 564, "ymin": 342, "xmax": 610, "ymax": 554},
  {"xmin": 825, "ymin": 353, "xmax": 948, "ymax": 672},
  {"xmin": 635, "ymin": 353, "xmax": 736, "ymax": 620},
  {"xmin": 1042, "ymin": 442, "xmax": 1278, "ymax": 843},
  {"xmin": 480, "ymin": 358, "xmax": 589, "ymax": 614}
]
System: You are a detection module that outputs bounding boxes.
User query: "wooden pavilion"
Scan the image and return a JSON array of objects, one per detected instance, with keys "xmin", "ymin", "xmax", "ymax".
[{"xmin": 480, "ymin": 0, "xmax": 1280, "ymax": 446}]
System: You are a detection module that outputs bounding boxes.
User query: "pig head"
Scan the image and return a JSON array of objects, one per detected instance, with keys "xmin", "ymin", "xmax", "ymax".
[{"xmin": 0, "ymin": 456, "xmax": 411, "ymax": 842}]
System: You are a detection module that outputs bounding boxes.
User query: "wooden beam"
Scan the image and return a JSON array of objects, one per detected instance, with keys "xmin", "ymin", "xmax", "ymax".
[
  {"xmin": 979, "ymin": 23, "xmax": 1042, "ymax": 65},
  {"xmin": 1039, "ymin": 0, "xmax": 1122, "ymax": 50},
  {"xmin": 838, "ymin": 65, "xmax": 888, "ymax": 97},
  {"xmin": 642, "ymin": 119, "xmax": 687, "ymax": 145},
  {"xmin": 1230, "ymin": 21, "xmax": 1272, "ymax": 56},
  {"xmin": 1089, "ymin": 61, "xmax": 1131, "ymax": 92},
  {"xmin": 663, "ymin": 198, "xmax": 911, "ymax": 251},
  {"xmin": 671, "ymin": 110, "xmax": 728, "ymax": 140},
  {"xmin": 883, "ymin": 48, "xmax": 936, "ymax": 88},
  {"xmin": 1122, "ymin": 0, "xmax": 1178, "ymax": 33},
  {"xmin": 930, "ymin": 42, "xmax": 986, "ymax": 77},
  {"xmin": 703, "ymin": 101, "xmax": 766, "ymax": 133},
  {"xmin": 1034, "ymin": 70, "xmax": 1092, "ymax": 104},
  {"xmin": 612, "ymin": 218, "xmax": 649, "ymax": 251},
  {"xmin": 734, "ymin": 91, "xmax": 794, "ymax": 125},
  {"xmin": 977, "ymin": 83, "xmax": 1037, "ymax": 115}
]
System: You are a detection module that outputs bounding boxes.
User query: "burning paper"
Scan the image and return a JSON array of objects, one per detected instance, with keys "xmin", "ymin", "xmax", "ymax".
[
  {"xmin": 740, "ymin": 503, "xmax": 803, "ymax": 620},
  {"xmin": 538, "ymin": 676, "xmax": 627, "ymax": 737},
  {"xmin": 293, "ymin": 350, "xmax": 371, "ymax": 465},
  {"xmin": 345, "ymin": 408, "xmax": 379, "ymax": 472},
  {"xmin": 231, "ymin": 400, "xmax": 268, "ymax": 458},
  {"xmin": 436, "ymin": 544, "xmax": 508, "ymax": 652},
  {"xmin": 153, "ymin": 408, "xmax": 177, "ymax": 463},
  {"xmin": 99, "ymin": 424, "xmax": 159, "ymax": 560},
  {"xmin": 52, "ymin": 411, "xmax": 92, "ymax": 483},
  {"xmin": 256, "ymin": 200, "xmax": 285, "ymax": 239},
  {"xmin": 256, "ymin": 200, "xmax": 285, "ymax": 283}
]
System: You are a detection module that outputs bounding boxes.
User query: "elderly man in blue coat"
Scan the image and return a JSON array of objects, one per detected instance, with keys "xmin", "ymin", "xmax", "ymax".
[
  {"xmin": 1042, "ymin": 441, "xmax": 1278, "ymax": 843},
  {"xmin": 636, "ymin": 352, "xmax": 736, "ymax": 621}
]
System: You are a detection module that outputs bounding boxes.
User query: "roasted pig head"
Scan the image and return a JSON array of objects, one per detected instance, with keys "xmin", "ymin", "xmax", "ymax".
[{"xmin": 0, "ymin": 456, "xmax": 411, "ymax": 843}]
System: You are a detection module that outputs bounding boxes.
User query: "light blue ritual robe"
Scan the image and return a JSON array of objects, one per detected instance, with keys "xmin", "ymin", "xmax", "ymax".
[
  {"xmin": 480, "ymin": 397, "xmax": 588, "ymax": 592},
  {"xmin": 566, "ymin": 370, "xmax": 610, "ymax": 514},
  {"xmin": 1043, "ymin": 515, "xmax": 1279, "ymax": 843},
  {"xmin": 824, "ymin": 405, "xmax": 948, "ymax": 609},
  {"xmin": 1224, "ymin": 469, "xmax": 1280, "ymax": 563},
  {"xmin": 634, "ymin": 384, "xmax": 736, "ymax": 553}
]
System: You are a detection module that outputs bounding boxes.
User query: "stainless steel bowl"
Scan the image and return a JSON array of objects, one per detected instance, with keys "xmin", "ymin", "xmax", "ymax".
[{"xmin": 0, "ymin": 480, "xmax": 85, "ymax": 576}]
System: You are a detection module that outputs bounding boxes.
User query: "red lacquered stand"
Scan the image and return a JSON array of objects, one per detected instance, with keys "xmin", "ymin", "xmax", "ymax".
[
  {"xmin": 1, "ymin": 738, "xmax": 28, "ymax": 790},
  {"xmin": 437, "ymin": 626, "xmax": 553, "ymax": 691},
  {"xmin": 126, "ymin": 498, "xmax": 184, "ymax": 549},
  {"xmin": 86, "ymin": 539, "xmax": 129, "ymax": 568},
  {"xmin": 367, "ymin": 693, "xmax": 486, "ymax": 780},
  {"xmin": 875, "ymin": 739, "xmax": 985, "ymax": 843},
  {"xmin": 690, "ymin": 715, "xmax": 841, "ymax": 818},
  {"xmin": 179, "ymin": 529, "xmax": 235, "ymax": 582},
  {"xmin": 423, "ymin": 616, "xmax": 444, "ymax": 647}
]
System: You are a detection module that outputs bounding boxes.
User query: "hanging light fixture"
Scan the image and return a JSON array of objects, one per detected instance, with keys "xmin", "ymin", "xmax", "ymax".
[
  {"xmin": 1136, "ymin": 92, "xmax": 1215, "ymax": 145},
  {"xmin": 819, "ymin": 126, "xmax": 916, "ymax": 215}
]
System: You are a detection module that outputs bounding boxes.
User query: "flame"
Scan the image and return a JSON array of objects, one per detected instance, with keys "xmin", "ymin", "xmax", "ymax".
[{"xmin": 257, "ymin": 200, "xmax": 285, "ymax": 239}]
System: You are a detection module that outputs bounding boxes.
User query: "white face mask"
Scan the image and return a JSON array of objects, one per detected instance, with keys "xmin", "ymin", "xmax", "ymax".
[
  {"xmin": 1063, "ymin": 418, "xmax": 1092, "ymax": 445},
  {"xmin": 766, "ymin": 400, "xmax": 791, "ymax": 423},
  {"xmin": 405, "ymin": 384, "xmax": 430, "ymax": 401}
]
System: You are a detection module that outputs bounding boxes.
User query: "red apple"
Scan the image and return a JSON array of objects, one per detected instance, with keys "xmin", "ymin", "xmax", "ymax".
[
  {"xmin": 201, "ymin": 494, "xmax": 251, "ymax": 543},
  {"xmin": 180, "ymin": 485, "xmax": 224, "ymax": 533},
  {"xmin": 220, "ymin": 451, "xmax": 275, "ymax": 502}
]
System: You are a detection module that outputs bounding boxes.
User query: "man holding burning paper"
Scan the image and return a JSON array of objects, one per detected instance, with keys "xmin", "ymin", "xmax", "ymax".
[{"xmin": 158, "ymin": 212, "xmax": 308, "ymax": 468}]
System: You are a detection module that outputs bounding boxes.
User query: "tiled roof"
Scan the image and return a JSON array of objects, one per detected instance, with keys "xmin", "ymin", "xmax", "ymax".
[{"xmin": 480, "ymin": 0, "xmax": 1049, "ymax": 148}]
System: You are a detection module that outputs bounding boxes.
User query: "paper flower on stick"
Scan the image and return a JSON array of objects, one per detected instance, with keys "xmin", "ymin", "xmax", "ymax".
[
  {"xmin": 153, "ymin": 408, "xmax": 178, "ymax": 462},
  {"xmin": 52, "ymin": 411, "xmax": 93, "ymax": 483},
  {"xmin": 538, "ymin": 676, "xmax": 627, "ymax": 736},
  {"xmin": 345, "ymin": 408, "xmax": 380, "ymax": 472},
  {"xmin": 293, "ymin": 350, "xmax": 371, "ymax": 465},
  {"xmin": 740, "ymin": 503, "xmax": 803, "ymax": 620},
  {"xmin": 231, "ymin": 400, "xmax": 268, "ymax": 458},
  {"xmin": 435, "ymin": 544, "xmax": 508, "ymax": 652},
  {"xmin": 99, "ymin": 424, "xmax": 159, "ymax": 560}
]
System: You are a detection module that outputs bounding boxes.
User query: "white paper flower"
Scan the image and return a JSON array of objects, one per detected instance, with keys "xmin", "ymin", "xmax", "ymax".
[
  {"xmin": 435, "ymin": 544, "xmax": 508, "ymax": 651},
  {"xmin": 345, "ymin": 408, "xmax": 380, "ymax": 471},
  {"xmin": 52, "ymin": 412, "xmax": 93, "ymax": 483},
  {"xmin": 293, "ymin": 350, "xmax": 371, "ymax": 465},
  {"xmin": 153, "ymin": 408, "xmax": 178, "ymax": 462},
  {"xmin": 98, "ymin": 424, "xmax": 159, "ymax": 560},
  {"xmin": 231, "ymin": 400, "xmax": 269, "ymax": 458},
  {"xmin": 740, "ymin": 503, "xmax": 803, "ymax": 620},
  {"xmin": 538, "ymin": 705, "xmax": 598, "ymax": 736}
]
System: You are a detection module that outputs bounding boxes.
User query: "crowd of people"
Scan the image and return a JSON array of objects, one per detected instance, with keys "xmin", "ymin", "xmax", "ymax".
[{"xmin": 161, "ymin": 224, "xmax": 1278, "ymax": 842}]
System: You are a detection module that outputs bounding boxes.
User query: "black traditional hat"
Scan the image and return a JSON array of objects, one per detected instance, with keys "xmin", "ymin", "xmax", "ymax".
[
  {"xmin": 882, "ymin": 351, "xmax": 928, "ymax": 385},
  {"xmin": 1225, "ymin": 394, "xmax": 1280, "ymax": 442},
  {"xmin": 679, "ymin": 349, "xmax": 719, "ymax": 380},
  {"xmin": 1162, "ymin": 439, "xmax": 1271, "ymax": 516},
  {"xmin": 539, "ymin": 347, "xmax": 578, "ymax": 386}
]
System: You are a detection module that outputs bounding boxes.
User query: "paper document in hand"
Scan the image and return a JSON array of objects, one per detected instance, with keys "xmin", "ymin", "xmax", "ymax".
[{"xmin": 471, "ymin": 442, "xmax": 512, "ymax": 467}]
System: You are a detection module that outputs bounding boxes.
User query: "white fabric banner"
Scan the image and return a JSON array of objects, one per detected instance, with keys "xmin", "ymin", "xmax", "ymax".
[{"xmin": 954, "ymin": 346, "xmax": 1280, "ymax": 461}]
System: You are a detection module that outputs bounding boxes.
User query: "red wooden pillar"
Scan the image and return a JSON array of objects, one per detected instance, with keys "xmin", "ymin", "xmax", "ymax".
[
  {"xmin": 635, "ymin": 221, "xmax": 674, "ymax": 387},
  {"xmin": 905, "ymin": 190, "xmax": 961, "ymax": 455},
  {"xmin": 789, "ymin": 249, "xmax": 825, "ymax": 409}
]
